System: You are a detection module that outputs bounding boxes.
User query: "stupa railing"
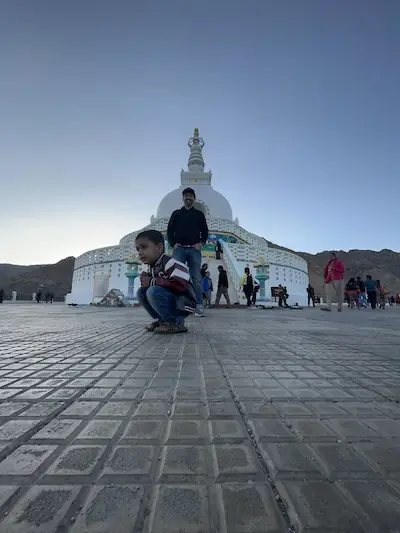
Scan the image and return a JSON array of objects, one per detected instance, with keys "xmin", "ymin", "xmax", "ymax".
[{"xmin": 218, "ymin": 240, "xmax": 241, "ymax": 302}]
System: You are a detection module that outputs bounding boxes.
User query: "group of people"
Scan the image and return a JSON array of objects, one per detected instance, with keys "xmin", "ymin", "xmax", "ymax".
[
  {"xmin": 344, "ymin": 276, "xmax": 388, "ymax": 310},
  {"xmin": 33, "ymin": 291, "xmax": 54, "ymax": 303},
  {"xmin": 200, "ymin": 263, "xmax": 232, "ymax": 308},
  {"xmin": 306, "ymin": 251, "xmax": 395, "ymax": 312}
]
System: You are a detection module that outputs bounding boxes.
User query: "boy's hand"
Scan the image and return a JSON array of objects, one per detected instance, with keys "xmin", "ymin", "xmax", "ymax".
[
  {"xmin": 194, "ymin": 242, "xmax": 202, "ymax": 251},
  {"xmin": 140, "ymin": 273, "xmax": 151, "ymax": 288}
]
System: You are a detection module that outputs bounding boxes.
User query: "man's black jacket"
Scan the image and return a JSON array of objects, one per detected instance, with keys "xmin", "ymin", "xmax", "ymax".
[
  {"xmin": 218, "ymin": 270, "xmax": 229, "ymax": 289},
  {"xmin": 167, "ymin": 207, "xmax": 209, "ymax": 247}
]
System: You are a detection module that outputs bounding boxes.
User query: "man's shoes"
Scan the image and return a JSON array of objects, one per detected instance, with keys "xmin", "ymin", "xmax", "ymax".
[
  {"xmin": 145, "ymin": 321, "xmax": 160, "ymax": 332},
  {"xmin": 321, "ymin": 307, "xmax": 332, "ymax": 312},
  {"xmin": 195, "ymin": 306, "xmax": 205, "ymax": 317},
  {"xmin": 155, "ymin": 322, "xmax": 188, "ymax": 334}
]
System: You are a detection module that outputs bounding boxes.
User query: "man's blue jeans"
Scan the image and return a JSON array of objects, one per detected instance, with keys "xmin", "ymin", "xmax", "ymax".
[
  {"xmin": 137, "ymin": 286, "xmax": 184, "ymax": 325},
  {"xmin": 172, "ymin": 247, "xmax": 202, "ymax": 307}
]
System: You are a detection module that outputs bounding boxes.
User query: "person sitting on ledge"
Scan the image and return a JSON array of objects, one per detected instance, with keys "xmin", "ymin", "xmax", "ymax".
[{"xmin": 135, "ymin": 230, "xmax": 196, "ymax": 334}]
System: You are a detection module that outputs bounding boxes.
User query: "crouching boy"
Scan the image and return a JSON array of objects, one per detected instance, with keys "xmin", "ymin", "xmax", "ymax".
[{"xmin": 135, "ymin": 230, "xmax": 196, "ymax": 334}]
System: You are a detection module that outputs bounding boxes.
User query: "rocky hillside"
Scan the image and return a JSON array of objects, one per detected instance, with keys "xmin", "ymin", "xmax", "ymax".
[
  {"xmin": 0, "ymin": 257, "xmax": 75, "ymax": 300},
  {"xmin": 1, "ymin": 247, "xmax": 399, "ymax": 301}
]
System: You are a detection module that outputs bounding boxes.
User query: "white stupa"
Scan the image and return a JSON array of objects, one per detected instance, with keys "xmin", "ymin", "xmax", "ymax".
[{"xmin": 66, "ymin": 129, "xmax": 309, "ymax": 305}]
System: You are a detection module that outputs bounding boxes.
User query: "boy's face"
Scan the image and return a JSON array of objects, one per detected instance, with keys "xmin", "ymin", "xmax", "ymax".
[{"xmin": 135, "ymin": 237, "xmax": 163, "ymax": 265}]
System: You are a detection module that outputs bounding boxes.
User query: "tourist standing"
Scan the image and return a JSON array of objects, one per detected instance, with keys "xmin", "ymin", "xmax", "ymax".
[
  {"xmin": 322, "ymin": 252, "xmax": 345, "ymax": 312},
  {"xmin": 252, "ymin": 280, "xmax": 260, "ymax": 306},
  {"xmin": 202, "ymin": 271, "xmax": 213, "ymax": 308},
  {"xmin": 0, "ymin": 288, "xmax": 4, "ymax": 303},
  {"xmin": 376, "ymin": 280, "xmax": 386, "ymax": 309},
  {"xmin": 365, "ymin": 275, "xmax": 378, "ymax": 309},
  {"xmin": 167, "ymin": 188, "xmax": 209, "ymax": 317},
  {"xmin": 282, "ymin": 286, "xmax": 289, "ymax": 307},
  {"xmin": 240, "ymin": 267, "xmax": 254, "ymax": 307},
  {"xmin": 35, "ymin": 291, "xmax": 42, "ymax": 303},
  {"xmin": 215, "ymin": 265, "xmax": 231, "ymax": 307},
  {"xmin": 278, "ymin": 284, "xmax": 284, "ymax": 307},
  {"xmin": 201, "ymin": 263, "xmax": 208, "ymax": 279},
  {"xmin": 215, "ymin": 241, "xmax": 223, "ymax": 260},
  {"xmin": 307, "ymin": 284, "xmax": 315, "ymax": 307}
]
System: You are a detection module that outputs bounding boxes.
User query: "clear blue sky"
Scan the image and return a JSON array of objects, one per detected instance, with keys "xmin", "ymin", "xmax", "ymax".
[{"xmin": 1, "ymin": 0, "xmax": 399, "ymax": 265}]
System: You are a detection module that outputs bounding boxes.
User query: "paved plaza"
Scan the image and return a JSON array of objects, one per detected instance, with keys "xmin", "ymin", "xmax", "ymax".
[{"xmin": 0, "ymin": 304, "xmax": 400, "ymax": 532}]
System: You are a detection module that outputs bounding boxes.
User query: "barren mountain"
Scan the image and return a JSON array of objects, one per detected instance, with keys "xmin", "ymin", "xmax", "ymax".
[{"xmin": 0, "ymin": 257, "xmax": 75, "ymax": 300}]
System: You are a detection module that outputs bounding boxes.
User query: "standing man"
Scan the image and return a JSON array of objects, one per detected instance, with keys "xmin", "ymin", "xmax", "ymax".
[
  {"xmin": 215, "ymin": 265, "xmax": 231, "ymax": 307},
  {"xmin": 307, "ymin": 284, "xmax": 315, "ymax": 307},
  {"xmin": 322, "ymin": 252, "xmax": 345, "ymax": 312},
  {"xmin": 364, "ymin": 275, "xmax": 378, "ymax": 309},
  {"xmin": 167, "ymin": 188, "xmax": 209, "ymax": 316}
]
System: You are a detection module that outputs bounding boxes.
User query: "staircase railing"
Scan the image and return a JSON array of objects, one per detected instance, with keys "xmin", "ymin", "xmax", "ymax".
[{"xmin": 219, "ymin": 240, "xmax": 241, "ymax": 303}]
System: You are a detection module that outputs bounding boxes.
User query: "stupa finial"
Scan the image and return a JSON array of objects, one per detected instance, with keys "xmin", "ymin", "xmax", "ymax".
[{"xmin": 187, "ymin": 128, "xmax": 205, "ymax": 172}]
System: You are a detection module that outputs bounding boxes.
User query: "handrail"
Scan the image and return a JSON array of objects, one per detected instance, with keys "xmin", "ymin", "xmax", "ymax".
[{"xmin": 218, "ymin": 240, "xmax": 241, "ymax": 302}]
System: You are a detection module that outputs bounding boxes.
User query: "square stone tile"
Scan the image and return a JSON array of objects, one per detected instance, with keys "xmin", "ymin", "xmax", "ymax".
[
  {"xmin": 160, "ymin": 445, "xmax": 209, "ymax": 480},
  {"xmin": 354, "ymin": 442, "xmax": 400, "ymax": 477},
  {"xmin": 102, "ymin": 445, "xmax": 155, "ymax": 478},
  {"xmin": 71, "ymin": 485, "xmax": 143, "ymax": 533},
  {"xmin": 149, "ymin": 485, "xmax": 209, "ymax": 533},
  {"xmin": 274, "ymin": 401, "xmax": 314, "ymax": 418},
  {"xmin": 339, "ymin": 480, "xmax": 400, "ymax": 532},
  {"xmin": 75, "ymin": 420, "xmax": 121, "ymax": 441},
  {"xmin": 111, "ymin": 388, "xmax": 142, "ymax": 400},
  {"xmin": 248, "ymin": 419, "xmax": 297, "ymax": 442},
  {"xmin": 18, "ymin": 401, "xmax": 65, "ymax": 418},
  {"xmin": 363, "ymin": 418, "xmax": 400, "ymax": 438},
  {"xmin": 134, "ymin": 401, "xmax": 170, "ymax": 417},
  {"xmin": 213, "ymin": 443, "xmax": 262, "ymax": 481},
  {"xmin": 260, "ymin": 442, "xmax": 324, "ymax": 479},
  {"xmin": 0, "ymin": 485, "xmax": 18, "ymax": 508},
  {"xmin": 121, "ymin": 420, "xmax": 165, "ymax": 442},
  {"xmin": 166, "ymin": 420, "xmax": 209, "ymax": 443},
  {"xmin": 1, "ymin": 485, "xmax": 80, "ymax": 533},
  {"xmin": 80, "ymin": 388, "xmax": 112, "ymax": 399},
  {"xmin": 326, "ymin": 419, "xmax": 379, "ymax": 440},
  {"xmin": 311, "ymin": 443, "xmax": 377, "ymax": 479},
  {"xmin": 32, "ymin": 419, "xmax": 82, "ymax": 441},
  {"xmin": 240, "ymin": 401, "xmax": 279, "ymax": 417},
  {"xmin": 16, "ymin": 389, "xmax": 52, "ymax": 400},
  {"xmin": 96, "ymin": 401, "xmax": 133, "ymax": 417},
  {"xmin": 288, "ymin": 419, "xmax": 338, "ymax": 442},
  {"xmin": 47, "ymin": 388, "xmax": 80, "ymax": 400},
  {"xmin": 220, "ymin": 483, "xmax": 284, "ymax": 532},
  {"xmin": 60, "ymin": 401, "xmax": 100, "ymax": 417},
  {"xmin": 46, "ymin": 445, "xmax": 105, "ymax": 476},
  {"xmin": 276, "ymin": 479, "xmax": 369, "ymax": 532},
  {"xmin": 173, "ymin": 401, "xmax": 206, "ymax": 418},
  {"xmin": 0, "ymin": 402, "xmax": 30, "ymax": 417},
  {"xmin": 0, "ymin": 445, "xmax": 57, "ymax": 476},
  {"xmin": 0, "ymin": 419, "xmax": 40, "ymax": 441},
  {"xmin": 210, "ymin": 420, "xmax": 247, "ymax": 441}
]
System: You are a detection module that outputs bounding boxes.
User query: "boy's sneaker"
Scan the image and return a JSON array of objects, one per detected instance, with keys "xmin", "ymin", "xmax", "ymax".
[
  {"xmin": 155, "ymin": 322, "xmax": 188, "ymax": 334},
  {"xmin": 145, "ymin": 321, "xmax": 160, "ymax": 332},
  {"xmin": 195, "ymin": 305, "xmax": 205, "ymax": 317}
]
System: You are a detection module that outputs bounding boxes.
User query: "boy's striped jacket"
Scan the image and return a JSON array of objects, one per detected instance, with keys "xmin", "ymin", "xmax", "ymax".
[{"xmin": 147, "ymin": 254, "xmax": 196, "ymax": 315}]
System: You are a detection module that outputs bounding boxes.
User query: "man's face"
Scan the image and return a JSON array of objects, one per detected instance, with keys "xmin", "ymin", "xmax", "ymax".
[
  {"xmin": 135, "ymin": 237, "xmax": 163, "ymax": 265},
  {"xmin": 329, "ymin": 253, "xmax": 336, "ymax": 261},
  {"xmin": 183, "ymin": 193, "xmax": 195, "ymax": 208}
]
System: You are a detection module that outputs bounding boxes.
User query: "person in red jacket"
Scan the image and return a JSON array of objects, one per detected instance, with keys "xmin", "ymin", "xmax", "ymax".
[{"xmin": 322, "ymin": 252, "xmax": 345, "ymax": 312}]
